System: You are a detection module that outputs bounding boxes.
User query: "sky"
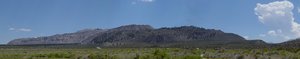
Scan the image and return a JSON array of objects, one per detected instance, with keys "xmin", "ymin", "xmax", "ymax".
[{"xmin": 0, "ymin": 0, "xmax": 300, "ymax": 44}]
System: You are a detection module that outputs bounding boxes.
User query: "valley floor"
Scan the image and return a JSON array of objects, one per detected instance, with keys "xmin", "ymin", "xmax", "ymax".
[{"xmin": 0, "ymin": 47, "xmax": 299, "ymax": 59}]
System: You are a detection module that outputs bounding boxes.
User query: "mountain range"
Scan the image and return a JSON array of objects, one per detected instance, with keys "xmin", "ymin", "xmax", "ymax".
[{"xmin": 7, "ymin": 24, "xmax": 299, "ymax": 48}]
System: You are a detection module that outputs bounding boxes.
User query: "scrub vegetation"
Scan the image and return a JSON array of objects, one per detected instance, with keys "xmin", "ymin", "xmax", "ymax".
[{"xmin": 0, "ymin": 47, "xmax": 299, "ymax": 59}]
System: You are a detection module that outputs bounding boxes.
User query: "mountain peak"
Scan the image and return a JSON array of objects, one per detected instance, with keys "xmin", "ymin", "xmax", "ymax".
[{"xmin": 112, "ymin": 24, "xmax": 154, "ymax": 31}]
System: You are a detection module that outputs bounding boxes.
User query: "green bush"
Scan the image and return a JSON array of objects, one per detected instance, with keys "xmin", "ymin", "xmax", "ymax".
[
  {"xmin": 152, "ymin": 49, "xmax": 170, "ymax": 59},
  {"xmin": 183, "ymin": 55, "xmax": 202, "ymax": 59},
  {"xmin": 88, "ymin": 53, "xmax": 105, "ymax": 59}
]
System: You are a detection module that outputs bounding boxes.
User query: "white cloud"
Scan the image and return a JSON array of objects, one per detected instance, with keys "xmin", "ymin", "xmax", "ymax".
[
  {"xmin": 131, "ymin": 0, "xmax": 155, "ymax": 5},
  {"xmin": 9, "ymin": 28, "xmax": 15, "ymax": 31},
  {"xmin": 242, "ymin": 36, "xmax": 249, "ymax": 39},
  {"xmin": 140, "ymin": 0, "xmax": 154, "ymax": 2},
  {"xmin": 255, "ymin": 0, "xmax": 294, "ymax": 27},
  {"xmin": 255, "ymin": 0, "xmax": 300, "ymax": 42},
  {"xmin": 19, "ymin": 28, "xmax": 32, "ymax": 32},
  {"xmin": 267, "ymin": 30, "xmax": 277, "ymax": 36},
  {"xmin": 8, "ymin": 27, "xmax": 32, "ymax": 32},
  {"xmin": 267, "ymin": 29, "xmax": 282, "ymax": 36},
  {"xmin": 298, "ymin": 8, "xmax": 300, "ymax": 13}
]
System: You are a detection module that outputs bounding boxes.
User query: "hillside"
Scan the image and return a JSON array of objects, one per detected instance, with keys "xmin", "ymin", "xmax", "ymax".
[
  {"xmin": 8, "ymin": 24, "xmax": 268, "ymax": 48},
  {"xmin": 279, "ymin": 38, "xmax": 300, "ymax": 47},
  {"xmin": 8, "ymin": 29, "xmax": 106, "ymax": 45}
]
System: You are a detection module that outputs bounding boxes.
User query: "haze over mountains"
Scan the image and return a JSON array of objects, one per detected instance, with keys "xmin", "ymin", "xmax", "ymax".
[{"xmin": 7, "ymin": 24, "xmax": 299, "ymax": 48}]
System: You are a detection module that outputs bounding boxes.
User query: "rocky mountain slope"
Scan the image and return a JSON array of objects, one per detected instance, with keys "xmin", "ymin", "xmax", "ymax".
[
  {"xmin": 8, "ymin": 24, "xmax": 269, "ymax": 48},
  {"xmin": 279, "ymin": 38, "xmax": 300, "ymax": 47},
  {"xmin": 8, "ymin": 29, "xmax": 106, "ymax": 45},
  {"xmin": 90, "ymin": 25, "xmax": 251, "ymax": 47}
]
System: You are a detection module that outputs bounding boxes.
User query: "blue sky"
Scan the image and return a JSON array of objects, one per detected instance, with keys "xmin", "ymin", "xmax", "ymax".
[{"xmin": 0, "ymin": 0, "xmax": 300, "ymax": 44}]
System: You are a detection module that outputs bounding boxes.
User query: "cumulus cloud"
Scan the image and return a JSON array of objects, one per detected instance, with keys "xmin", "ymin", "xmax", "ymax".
[
  {"xmin": 255, "ymin": 1, "xmax": 294, "ymax": 28},
  {"xmin": 267, "ymin": 30, "xmax": 282, "ymax": 36},
  {"xmin": 8, "ymin": 27, "xmax": 32, "ymax": 32},
  {"xmin": 255, "ymin": 0, "xmax": 299, "ymax": 42},
  {"xmin": 267, "ymin": 30, "xmax": 277, "ymax": 36}
]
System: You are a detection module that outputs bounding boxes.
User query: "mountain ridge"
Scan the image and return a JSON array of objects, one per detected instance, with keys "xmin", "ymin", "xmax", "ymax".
[{"xmin": 7, "ymin": 24, "xmax": 274, "ymax": 48}]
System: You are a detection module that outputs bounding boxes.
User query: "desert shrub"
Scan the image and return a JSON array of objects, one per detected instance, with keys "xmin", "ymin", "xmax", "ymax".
[
  {"xmin": 235, "ymin": 55, "xmax": 243, "ymax": 59},
  {"xmin": 173, "ymin": 49, "xmax": 180, "ymax": 52},
  {"xmin": 183, "ymin": 55, "xmax": 202, "ymax": 59},
  {"xmin": 48, "ymin": 52, "xmax": 74, "ymax": 58},
  {"xmin": 134, "ymin": 54, "xmax": 142, "ymax": 59},
  {"xmin": 88, "ymin": 53, "xmax": 118, "ymax": 59},
  {"xmin": 88, "ymin": 53, "xmax": 105, "ymax": 59},
  {"xmin": 152, "ymin": 49, "xmax": 170, "ymax": 59},
  {"xmin": 31, "ymin": 52, "xmax": 74, "ymax": 58},
  {"xmin": 32, "ymin": 54, "xmax": 47, "ymax": 58},
  {"xmin": 134, "ymin": 53, "xmax": 153, "ymax": 59},
  {"xmin": 191, "ymin": 49, "xmax": 201, "ymax": 54}
]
